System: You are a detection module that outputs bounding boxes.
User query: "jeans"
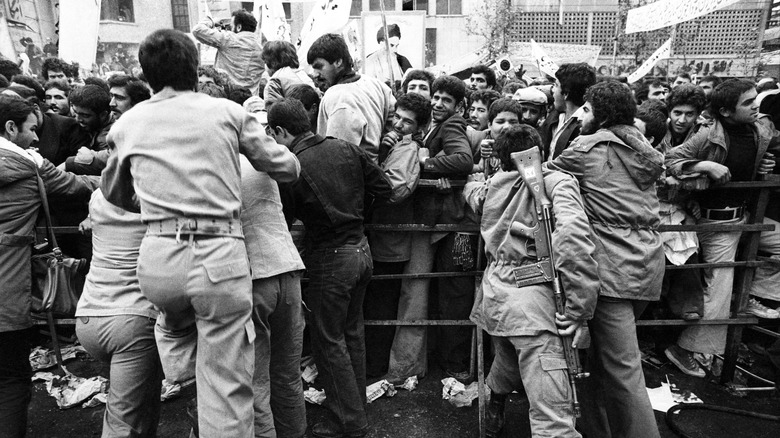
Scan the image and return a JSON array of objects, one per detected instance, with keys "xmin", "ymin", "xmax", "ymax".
[
  {"xmin": 139, "ymin": 235, "xmax": 255, "ymax": 438},
  {"xmin": 304, "ymin": 238, "xmax": 372, "ymax": 434},
  {"xmin": 76, "ymin": 315, "xmax": 162, "ymax": 438},
  {"xmin": 252, "ymin": 272, "xmax": 306, "ymax": 438},
  {"xmin": 363, "ymin": 261, "xmax": 403, "ymax": 378},
  {"xmin": 578, "ymin": 297, "xmax": 660, "ymax": 438},
  {"xmin": 488, "ymin": 333, "xmax": 580, "ymax": 438},
  {"xmin": 750, "ymin": 217, "xmax": 780, "ymax": 301},
  {"xmin": 0, "ymin": 328, "xmax": 33, "ymax": 438},
  {"xmin": 678, "ymin": 217, "xmax": 743, "ymax": 354}
]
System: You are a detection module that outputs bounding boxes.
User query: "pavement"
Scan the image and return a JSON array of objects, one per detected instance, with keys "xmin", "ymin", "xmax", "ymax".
[{"xmin": 25, "ymin": 326, "xmax": 780, "ymax": 438}]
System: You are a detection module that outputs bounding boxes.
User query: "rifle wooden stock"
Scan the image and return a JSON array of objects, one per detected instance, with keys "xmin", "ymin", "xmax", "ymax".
[{"xmin": 510, "ymin": 149, "xmax": 588, "ymax": 418}]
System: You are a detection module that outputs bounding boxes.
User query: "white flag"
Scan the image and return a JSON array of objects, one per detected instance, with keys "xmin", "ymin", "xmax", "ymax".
[
  {"xmin": 260, "ymin": 0, "xmax": 291, "ymax": 42},
  {"xmin": 59, "ymin": 0, "xmax": 101, "ymax": 71},
  {"xmin": 625, "ymin": 0, "xmax": 739, "ymax": 34},
  {"xmin": 297, "ymin": 0, "xmax": 352, "ymax": 66},
  {"xmin": 531, "ymin": 39, "xmax": 559, "ymax": 78},
  {"xmin": 627, "ymin": 38, "xmax": 673, "ymax": 84}
]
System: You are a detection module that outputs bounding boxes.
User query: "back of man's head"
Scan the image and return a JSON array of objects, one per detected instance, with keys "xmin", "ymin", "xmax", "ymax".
[
  {"xmin": 396, "ymin": 92, "xmax": 432, "ymax": 127},
  {"xmin": 432, "ymin": 75, "xmax": 466, "ymax": 104},
  {"xmin": 0, "ymin": 94, "xmax": 33, "ymax": 136},
  {"xmin": 0, "ymin": 60, "xmax": 22, "ymax": 83},
  {"xmin": 711, "ymin": 78, "xmax": 756, "ymax": 122},
  {"xmin": 268, "ymin": 98, "xmax": 311, "ymax": 136},
  {"xmin": 555, "ymin": 63, "xmax": 597, "ymax": 107},
  {"xmin": 666, "ymin": 83, "xmax": 706, "ymax": 114},
  {"xmin": 139, "ymin": 29, "xmax": 198, "ymax": 93},
  {"xmin": 85, "ymin": 76, "xmax": 109, "ymax": 92},
  {"xmin": 586, "ymin": 80, "xmax": 636, "ymax": 129},
  {"xmin": 69, "ymin": 84, "xmax": 111, "ymax": 115},
  {"xmin": 286, "ymin": 84, "xmax": 321, "ymax": 112},
  {"xmin": 307, "ymin": 34, "xmax": 353, "ymax": 71},
  {"xmin": 635, "ymin": 107, "xmax": 667, "ymax": 147},
  {"xmin": 108, "ymin": 74, "xmax": 152, "ymax": 106},
  {"xmin": 10, "ymin": 75, "xmax": 44, "ymax": 102},
  {"xmin": 496, "ymin": 124, "xmax": 544, "ymax": 171},
  {"xmin": 262, "ymin": 41, "xmax": 300, "ymax": 72},
  {"xmin": 402, "ymin": 69, "xmax": 434, "ymax": 93},
  {"xmin": 232, "ymin": 9, "xmax": 257, "ymax": 33}
]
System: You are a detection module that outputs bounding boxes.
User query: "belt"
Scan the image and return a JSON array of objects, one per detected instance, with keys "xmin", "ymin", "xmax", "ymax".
[
  {"xmin": 701, "ymin": 206, "xmax": 744, "ymax": 221},
  {"xmin": 146, "ymin": 218, "xmax": 243, "ymax": 239}
]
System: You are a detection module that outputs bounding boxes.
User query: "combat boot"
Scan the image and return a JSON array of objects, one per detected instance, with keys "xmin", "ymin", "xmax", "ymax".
[{"xmin": 485, "ymin": 392, "xmax": 507, "ymax": 438}]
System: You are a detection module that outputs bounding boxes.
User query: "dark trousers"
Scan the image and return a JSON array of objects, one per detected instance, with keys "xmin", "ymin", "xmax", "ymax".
[
  {"xmin": 434, "ymin": 233, "xmax": 476, "ymax": 373},
  {"xmin": 662, "ymin": 253, "xmax": 704, "ymax": 318},
  {"xmin": 304, "ymin": 238, "xmax": 372, "ymax": 434},
  {"xmin": 363, "ymin": 261, "xmax": 403, "ymax": 377},
  {"xmin": 0, "ymin": 328, "xmax": 34, "ymax": 438}
]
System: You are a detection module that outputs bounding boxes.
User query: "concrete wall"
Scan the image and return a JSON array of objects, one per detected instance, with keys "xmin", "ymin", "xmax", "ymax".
[{"xmin": 98, "ymin": 0, "xmax": 174, "ymax": 43}]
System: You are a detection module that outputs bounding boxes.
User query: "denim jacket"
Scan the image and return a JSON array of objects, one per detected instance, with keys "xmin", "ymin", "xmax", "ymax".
[{"xmin": 287, "ymin": 133, "xmax": 393, "ymax": 249}]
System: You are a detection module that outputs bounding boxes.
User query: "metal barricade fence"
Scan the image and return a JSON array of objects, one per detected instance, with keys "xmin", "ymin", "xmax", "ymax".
[{"xmin": 37, "ymin": 177, "xmax": 780, "ymax": 438}]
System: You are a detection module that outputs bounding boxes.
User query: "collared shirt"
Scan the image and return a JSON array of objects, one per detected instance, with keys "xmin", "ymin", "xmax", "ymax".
[
  {"xmin": 286, "ymin": 133, "xmax": 393, "ymax": 249},
  {"xmin": 548, "ymin": 106, "xmax": 584, "ymax": 161},
  {"xmin": 192, "ymin": 19, "xmax": 265, "ymax": 95},
  {"xmin": 101, "ymin": 88, "xmax": 299, "ymax": 221}
]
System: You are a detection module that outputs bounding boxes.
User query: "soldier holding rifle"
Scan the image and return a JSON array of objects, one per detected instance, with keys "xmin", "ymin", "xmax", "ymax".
[{"xmin": 463, "ymin": 125, "xmax": 599, "ymax": 438}]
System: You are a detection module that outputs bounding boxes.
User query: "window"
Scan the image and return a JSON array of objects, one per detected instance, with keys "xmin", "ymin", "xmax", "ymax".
[
  {"xmin": 171, "ymin": 0, "xmax": 190, "ymax": 32},
  {"xmin": 435, "ymin": 0, "xmax": 460, "ymax": 15},
  {"xmin": 403, "ymin": 0, "xmax": 428, "ymax": 12},
  {"xmin": 369, "ymin": 0, "xmax": 395, "ymax": 11},
  {"xmin": 350, "ymin": 0, "xmax": 362, "ymax": 17},
  {"xmin": 101, "ymin": 0, "xmax": 135, "ymax": 23}
]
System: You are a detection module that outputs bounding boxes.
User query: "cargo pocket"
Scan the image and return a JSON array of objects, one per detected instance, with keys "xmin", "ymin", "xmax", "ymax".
[
  {"xmin": 539, "ymin": 353, "xmax": 571, "ymax": 409},
  {"xmin": 204, "ymin": 258, "xmax": 249, "ymax": 284}
]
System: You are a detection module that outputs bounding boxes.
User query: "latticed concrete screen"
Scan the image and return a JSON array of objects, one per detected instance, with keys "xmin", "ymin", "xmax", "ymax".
[{"xmin": 509, "ymin": 9, "xmax": 763, "ymax": 55}]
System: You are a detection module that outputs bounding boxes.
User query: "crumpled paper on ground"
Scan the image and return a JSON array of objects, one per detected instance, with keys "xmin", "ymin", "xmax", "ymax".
[
  {"xmin": 161, "ymin": 379, "xmax": 181, "ymax": 401},
  {"xmin": 46, "ymin": 373, "xmax": 108, "ymax": 409},
  {"xmin": 302, "ymin": 364, "xmax": 318, "ymax": 384},
  {"xmin": 366, "ymin": 380, "xmax": 397, "ymax": 403},
  {"xmin": 441, "ymin": 378, "xmax": 482, "ymax": 408},
  {"xmin": 304, "ymin": 387, "xmax": 326, "ymax": 405},
  {"xmin": 29, "ymin": 345, "xmax": 88, "ymax": 371},
  {"xmin": 83, "ymin": 393, "xmax": 107, "ymax": 408},
  {"xmin": 399, "ymin": 376, "xmax": 418, "ymax": 391}
]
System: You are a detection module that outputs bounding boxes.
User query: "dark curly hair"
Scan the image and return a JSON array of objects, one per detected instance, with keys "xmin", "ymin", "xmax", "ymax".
[
  {"xmin": 710, "ymin": 79, "xmax": 755, "ymax": 121},
  {"xmin": 307, "ymin": 34, "xmax": 353, "ymax": 71},
  {"xmin": 585, "ymin": 80, "xmax": 636, "ymax": 128},
  {"xmin": 634, "ymin": 78, "xmax": 668, "ymax": 104},
  {"xmin": 635, "ymin": 107, "xmax": 667, "ymax": 147},
  {"xmin": 666, "ymin": 83, "xmax": 706, "ymax": 114},
  {"xmin": 10, "ymin": 74, "xmax": 44, "ymax": 101},
  {"xmin": 139, "ymin": 29, "xmax": 198, "ymax": 93},
  {"xmin": 470, "ymin": 89, "xmax": 501, "ymax": 108},
  {"xmin": 432, "ymin": 75, "xmax": 466, "ymax": 104},
  {"xmin": 402, "ymin": 69, "xmax": 434, "ymax": 93},
  {"xmin": 396, "ymin": 92, "xmax": 432, "ymax": 127},
  {"xmin": 471, "ymin": 65, "xmax": 496, "ymax": 88},
  {"xmin": 42, "ymin": 58, "xmax": 73, "ymax": 80},
  {"xmin": 496, "ymin": 124, "xmax": 544, "ymax": 171},
  {"xmin": 488, "ymin": 97, "xmax": 523, "ymax": 123},
  {"xmin": 107, "ymin": 74, "xmax": 151, "ymax": 106},
  {"xmin": 69, "ymin": 84, "xmax": 111, "ymax": 114},
  {"xmin": 232, "ymin": 9, "xmax": 257, "ymax": 33},
  {"xmin": 638, "ymin": 98, "xmax": 668, "ymax": 119},
  {"xmin": 555, "ymin": 63, "xmax": 597, "ymax": 107}
]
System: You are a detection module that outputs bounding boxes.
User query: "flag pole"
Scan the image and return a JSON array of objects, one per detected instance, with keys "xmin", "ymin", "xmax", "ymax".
[{"xmin": 378, "ymin": 0, "xmax": 396, "ymax": 93}]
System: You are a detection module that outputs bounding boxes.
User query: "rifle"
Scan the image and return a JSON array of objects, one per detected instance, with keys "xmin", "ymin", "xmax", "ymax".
[{"xmin": 509, "ymin": 148, "xmax": 589, "ymax": 418}]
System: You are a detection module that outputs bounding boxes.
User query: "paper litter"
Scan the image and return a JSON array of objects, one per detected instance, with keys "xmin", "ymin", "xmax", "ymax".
[
  {"xmin": 46, "ymin": 373, "xmax": 108, "ymax": 409},
  {"xmin": 366, "ymin": 380, "xmax": 397, "ymax": 403},
  {"xmin": 441, "ymin": 378, "xmax": 482, "ymax": 408},
  {"xmin": 304, "ymin": 387, "xmax": 326, "ymax": 405}
]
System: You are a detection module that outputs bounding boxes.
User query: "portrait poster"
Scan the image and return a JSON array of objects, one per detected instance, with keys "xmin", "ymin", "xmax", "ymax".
[{"xmin": 360, "ymin": 11, "xmax": 425, "ymax": 80}]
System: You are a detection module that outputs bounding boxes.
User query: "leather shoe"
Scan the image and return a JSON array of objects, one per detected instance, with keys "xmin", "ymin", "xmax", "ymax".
[
  {"xmin": 311, "ymin": 421, "xmax": 368, "ymax": 438},
  {"xmin": 485, "ymin": 398, "xmax": 506, "ymax": 438}
]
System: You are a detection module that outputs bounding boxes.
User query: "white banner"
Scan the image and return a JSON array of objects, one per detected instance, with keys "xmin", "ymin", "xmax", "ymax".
[
  {"xmin": 259, "ymin": 0, "xmax": 291, "ymax": 42},
  {"xmin": 531, "ymin": 39, "xmax": 559, "ymax": 77},
  {"xmin": 625, "ymin": 0, "xmax": 739, "ymax": 34},
  {"xmin": 59, "ymin": 0, "xmax": 101, "ymax": 70},
  {"xmin": 627, "ymin": 37, "xmax": 673, "ymax": 83},
  {"xmin": 297, "ymin": 0, "xmax": 351, "ymax": 66}
]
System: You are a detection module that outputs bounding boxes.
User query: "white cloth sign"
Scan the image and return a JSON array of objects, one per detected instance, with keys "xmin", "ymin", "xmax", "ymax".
[
  {"xmin": 59, "ymin": 0, "xmax": 101, "ymax": 69},
  {"xmin": 531, "ymin": 39, "xmax": 559, "ymax": 77},
  {"xmin": 627, "ymin": 37, "xmax": 673, "ymax": 84},
  {"xmin": 625, "ymin": 0, "xmax": 739, "ymax": 34},
  {"xmin": 259, "ymin": 0, "xmax": 291, "ymax": 42},
  {"xmin": 297, "ymin": 0, "xmax": 351, "ymax": 66}
]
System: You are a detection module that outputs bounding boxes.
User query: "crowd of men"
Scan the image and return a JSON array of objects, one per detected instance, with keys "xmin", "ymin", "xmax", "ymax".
[{"xmin": 2, "ymin": 7, "xmax": 780, "ymax": 438}]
